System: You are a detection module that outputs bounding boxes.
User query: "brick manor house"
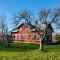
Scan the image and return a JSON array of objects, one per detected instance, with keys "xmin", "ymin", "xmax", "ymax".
[{"xmin": 11, "ymin": 23, "xmax": 53, "ymax": 44}]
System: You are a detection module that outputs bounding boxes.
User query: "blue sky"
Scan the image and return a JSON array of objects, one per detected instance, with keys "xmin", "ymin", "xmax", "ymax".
[
  {"xmin": 0, "ymin": 0, "xmax": 60, "ymax": 32},
  {"xmin": 0, "ymin": 0, "xmax": 60, "ymax": 18}
]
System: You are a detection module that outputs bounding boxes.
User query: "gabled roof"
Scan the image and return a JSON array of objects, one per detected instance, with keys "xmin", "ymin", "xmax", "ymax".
[
  {"xmin": 9, "ymin": 28, "xmax": 18, "ymax": 33},
  {"xmin": 9, "ymin": 23, "xmax": 24, "ymax": 33},
  {"xmin": 17, "ymin": 23, "xmax": 29, "ymax": 29},
  {"xmin": 10, "ymin": 23, "xmax": 41, "ymax": 33},
  {"xmin": 10, "ymin": 22, "xmax": 54, "ymax": 33},
  {"xmin": 17, "ymin": 23, "xmax": 38, "ymax": 32}
]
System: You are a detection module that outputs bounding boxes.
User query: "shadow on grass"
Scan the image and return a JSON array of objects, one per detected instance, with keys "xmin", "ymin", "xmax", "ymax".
[
  {"xmin": 0, "ymin": 43, "xmax": 40, "ymax": 52},
  {"xmin": 0, "ymin": 43, "xmax": 60, "ymax": 52}
]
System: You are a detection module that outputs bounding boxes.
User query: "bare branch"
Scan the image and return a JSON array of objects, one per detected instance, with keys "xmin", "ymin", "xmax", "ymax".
[
  {"xmin": 39, "ymin": 9, "xmax": 50, "ymax": 25},
  {"xmin": 50, "ymin": 8, "xmax": 60, "ymax": 24},
  {"xmin": 17, "ymin": 9, "xmax": 34, "ymax": 24}
]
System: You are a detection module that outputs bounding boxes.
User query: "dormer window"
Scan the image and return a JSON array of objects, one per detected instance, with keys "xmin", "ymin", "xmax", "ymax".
[{"xmin": 20, "ymin": 28, "xmax": 22, "ymax": 32}]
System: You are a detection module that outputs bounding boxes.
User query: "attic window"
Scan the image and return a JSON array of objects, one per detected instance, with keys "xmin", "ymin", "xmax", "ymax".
[
  {"xmin": 20, "ymin": 28, "xmax": 22, "ymax": 32},
  {"xmin": 25, "ymin": 28, "xmax": 28, "ymax": 32}
]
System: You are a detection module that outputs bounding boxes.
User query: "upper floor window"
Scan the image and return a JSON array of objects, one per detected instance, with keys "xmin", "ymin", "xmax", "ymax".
[
  {"xmin": 25, "ymin": 28, "xmax": 28, "ymax": 32},
  {"xmin": 20, "ymin": 28, "xmax": 22, "ymax": 32}
]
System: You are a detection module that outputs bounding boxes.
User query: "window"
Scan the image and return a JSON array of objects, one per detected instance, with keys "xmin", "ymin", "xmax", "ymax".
[
  {"xmin": 33, "ymin": 35, "xmax": 36, "ymax": 40},
  {"xmin": 15, "ymin": 34, "xmax": 17, "ymax": 40},
  {"xmin": 28, "ymin": 35, "xmax": 31, "ymax": 40},
  {"xmin": 17, "ymin": 35, "xmax": 20, "ymax": 40},
  {"xmin": 12, "ymin": 35, "xmax": 15, "ymax": 40},
  {"xmin": 31, "ymin": 35, "xmax": 34, "ymax": 40},
  {"xmin": 25, "ymin": 28, "xmax": 28, "ymax": 32},
  {"xmin": 31, "ymin": 35, "xmax": 36, "ymax": 40},
  {"xmin": 21, "ymin": 35, "xmax": 24, "ymax": 40},
  {"xmin": 26, "ymin": 35, "xmax": 28, "ymax": 40},
  {"xmin": 20, "ymin": 28, "xmax": 22, "ymax": 32}
]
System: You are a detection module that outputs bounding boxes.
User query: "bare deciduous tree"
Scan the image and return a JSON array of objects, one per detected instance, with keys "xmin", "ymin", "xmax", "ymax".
[
  {"xmin": 13, "ymin": 8, "xmax": 60, "ymax": 50},
  {"xmin": 38, "ymin": 8, "xmax": 60, "ymax": 49},
  {"xmin": 0, "ymin": 15, "xmax": 9, "ymax": 46},
  {"xmin": 13, "ymin": 9, "xmax": 43, "ymax": 50}
]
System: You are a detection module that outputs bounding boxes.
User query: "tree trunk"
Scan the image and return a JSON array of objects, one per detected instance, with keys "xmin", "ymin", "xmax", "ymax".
[
  {"xmin": 39, "ymin": 33, "xmax": 44, "ymax": 51},
  {"xmin": 7, "ymin": 35, "xmax": 10, "ymax": 47},
  {"xmin": 40, "ymin": 38, "xmax": 43, "ymax": 51}
]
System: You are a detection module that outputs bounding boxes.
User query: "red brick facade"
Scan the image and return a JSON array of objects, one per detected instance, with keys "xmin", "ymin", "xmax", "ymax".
[{"xmin": 11, "ymin": 24, "xmax": 43, "ymax": 44}]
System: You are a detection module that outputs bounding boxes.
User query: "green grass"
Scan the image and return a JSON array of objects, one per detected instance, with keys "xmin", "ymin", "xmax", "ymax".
[{"xmin": 0, "ymin": 42, "xmax": 60, "ymax": 60}]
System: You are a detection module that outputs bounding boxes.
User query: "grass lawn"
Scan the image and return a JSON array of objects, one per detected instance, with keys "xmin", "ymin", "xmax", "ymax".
[{"xmin": 0, "ymin": 42, "xmax": 60, "ymax": 60}]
